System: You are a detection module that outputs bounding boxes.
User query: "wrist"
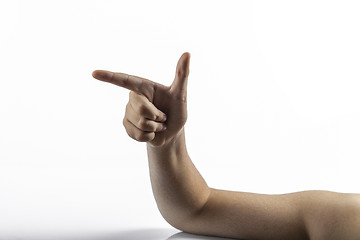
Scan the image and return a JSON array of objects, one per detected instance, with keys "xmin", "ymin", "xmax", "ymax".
[{"xmin": 147, "ymin": 127, "xmax": 185, "ymax": 151}]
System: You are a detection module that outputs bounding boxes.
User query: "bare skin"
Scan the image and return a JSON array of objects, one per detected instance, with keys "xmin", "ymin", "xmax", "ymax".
[{"xmin": 92, "ymin": 52, "xmax": 360, "ymax": 240}]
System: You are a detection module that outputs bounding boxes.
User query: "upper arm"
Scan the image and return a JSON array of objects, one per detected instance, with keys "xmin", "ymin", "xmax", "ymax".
[
  {"xmin": 180, "ymin": 188, "xmax": 309, "ymax": 240},
  {"xmin": 300, "ymin": 190, "xmax": 360, "ymax": 240},
  {"xmin": 178, "ymin": 189, "xmax": 360, "ymax": 240}
]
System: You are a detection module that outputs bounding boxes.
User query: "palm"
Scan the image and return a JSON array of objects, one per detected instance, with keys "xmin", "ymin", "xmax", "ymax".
[
  {"xmin": 149, "ymin": 84, "xmax": 187, "ymax": 146},
  {"xmin": 92, "ymin": 52, "xmax": 191, "ymax": 146}
]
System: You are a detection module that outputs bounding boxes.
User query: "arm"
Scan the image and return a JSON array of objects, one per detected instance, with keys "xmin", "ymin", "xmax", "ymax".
[
  {"xmin": 92, "ymin": 52, "xmax": 360, "ymax": 240},
  {"xmin": 147, "ymin": 126, "xmax": 308, "ymax": 239},
  {"xmin": 146, "ymin": 127, "xmax": 211, "ymax": 228},
  {"xmin": 148, "ymin": 129, "xmax": 360, "ymax": 240}
]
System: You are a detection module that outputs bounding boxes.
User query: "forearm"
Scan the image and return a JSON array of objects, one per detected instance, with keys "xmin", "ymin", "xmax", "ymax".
[{"xmin": 146, "ymin": 127, "xmax": 211, "ymax": 229}]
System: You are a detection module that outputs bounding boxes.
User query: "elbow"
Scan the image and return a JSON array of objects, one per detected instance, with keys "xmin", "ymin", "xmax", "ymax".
[
  {"xmin": 158, "ymin": 189, "xmax": 212, "ymax": 234},
  {"xmin": 161, "ymin": 214, "xmax": 200, "ymax": 236},
  {"xmin": 157, "ymin": 207, "xmax": 197, "ymax": 233},
  {"xmin": 162, "ymin": 216, "xmax": 188, "ymax": 233}
]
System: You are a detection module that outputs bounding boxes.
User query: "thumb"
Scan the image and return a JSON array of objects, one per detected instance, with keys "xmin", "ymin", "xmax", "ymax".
[{"xmin": 170, "ymin": 52, "xmax": 190, "ymax": 101}]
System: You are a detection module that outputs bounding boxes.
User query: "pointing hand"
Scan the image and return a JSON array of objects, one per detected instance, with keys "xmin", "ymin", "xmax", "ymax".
[{"xmin": 92, "ymin": 52, "xmax": 190, "ymax": 147}]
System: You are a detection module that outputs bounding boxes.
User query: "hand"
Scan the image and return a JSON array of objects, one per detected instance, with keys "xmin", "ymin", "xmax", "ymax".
[{"xmin": 92, "ymin": 52, "xmax": 191, "ymax": 147}]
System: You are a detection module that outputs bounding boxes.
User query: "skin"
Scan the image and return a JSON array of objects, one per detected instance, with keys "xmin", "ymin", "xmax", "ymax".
[{"xmin": 92, "ymin": 52, "xmax": 360, "ymax": 240}]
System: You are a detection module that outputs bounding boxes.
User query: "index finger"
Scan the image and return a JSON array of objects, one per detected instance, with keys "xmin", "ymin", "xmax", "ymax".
[{"xmin": 92, "ymin": 70, "xmax": 155, "ymax": 94}]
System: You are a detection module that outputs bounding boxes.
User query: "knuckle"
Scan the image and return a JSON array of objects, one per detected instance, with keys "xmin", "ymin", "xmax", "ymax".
[
  {"xmin": 123, "ymin": 119, "xmax": 136, "ymax": 140},
  {"xmin": 177, "ymin": 94, "xmax": 187, "ymax": 103},
  {"xmin": 136, "ymin": 132, "xmax": 150, "ymax": 142},
  {"xmin": 134, "ymin": 131, "xmax": 143, "ymax": 141},
  {"xmin": 155, "ymin": 123, "xmax": 163, "ymax": 131},
  {"xmin": 125, "ymin": 103, "xmax": 131, "ymax": 114},
  {"xmin": 129, "ymin": 90, "xmax": 136, "ymax": 99},
  {"xmin": 146, "ymin": 132, "xmax": 155, "ymax": 142},
  {"xmin": 129, "ymin": 91, "xmax": 140, "ymax": 105},
  {"xmin": 137, "ymin": 118, "xmax": 148, "ymax": 129},
  {"xmin": 125, "ymin": 127, "xmax": 135, "ymax": 140},
  {"xmin": 128, "ymin": 130, "xmax": 136, "ymax": 140},
  {"xmin": 155, "ymin": 113, "xmax": 163, "ymax": 121},
  {"xmin": 138, "ymin": 105, "xmax": 148, "ymax": 116},
  {"xmin": 177, "ymin": 68, "xmax": 184, "ymax": 78},
  {"xmin": 122, "ymin": 74, "xmax": 130, "ymax": 88},
  {"xmin": 123, "ymin": 118, "xmax": 132, "ymax": 131}
]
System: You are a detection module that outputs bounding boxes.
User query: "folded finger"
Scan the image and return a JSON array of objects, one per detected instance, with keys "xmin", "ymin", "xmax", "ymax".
[
  {"xmin": 126, "ymin": 103, "xmax": 166, "ymax": 132},
  {"xmin": 123, "ymin": 118, "xmax": 155, "ymax": 142},
  {"xmin": 129, "ymin": 91, "xmax": 167, "ymax": 122}
]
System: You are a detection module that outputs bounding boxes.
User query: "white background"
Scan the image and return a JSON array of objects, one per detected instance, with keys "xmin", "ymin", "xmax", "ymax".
[{"xmin": 1, "ymin": 0, "xmax": 360, "ymax": 239}]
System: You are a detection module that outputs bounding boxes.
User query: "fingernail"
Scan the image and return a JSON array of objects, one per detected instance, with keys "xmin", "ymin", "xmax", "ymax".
[
  {"xmin": 162, "ymin": 125, "xmax": 167, "ymax": 131},
  {"xmin": 163, "ymin": 115, "xmax": 167, "ymax": 122}
]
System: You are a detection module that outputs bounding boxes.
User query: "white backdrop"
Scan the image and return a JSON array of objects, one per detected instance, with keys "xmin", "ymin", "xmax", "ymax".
[{"xmin": 1, "ymin": 1, "xmax": 360, "ymax": 239}]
